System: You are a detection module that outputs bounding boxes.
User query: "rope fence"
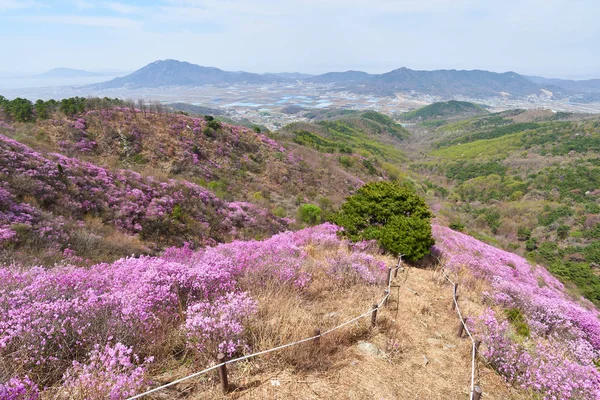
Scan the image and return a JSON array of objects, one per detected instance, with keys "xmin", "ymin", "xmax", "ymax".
[
  {"xmin": 127, "ymin": 257, "xmax": 405, "ymax": 399},
  {"xmin": 439, "ymin": 266, "xmax": 483, "ymax": 400}
]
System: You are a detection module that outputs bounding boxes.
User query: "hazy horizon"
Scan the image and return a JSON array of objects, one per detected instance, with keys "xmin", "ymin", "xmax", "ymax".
[
  {"xmin": 1, "ymin": 0, "xmax": 599, "ymax": 80},
  {"xmin": 1, "ymin": 59, "xmax": 599, "ymax": 83}
]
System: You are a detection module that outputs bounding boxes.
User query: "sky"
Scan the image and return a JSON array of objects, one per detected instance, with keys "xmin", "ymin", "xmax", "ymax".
[{"xmin": 0, "ymin": 0, "xmax": 599, "ymax": 79}]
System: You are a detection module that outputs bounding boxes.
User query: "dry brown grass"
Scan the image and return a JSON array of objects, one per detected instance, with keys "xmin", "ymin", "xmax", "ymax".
[{"xmin": 143, "ymin": 246, "xmax": 530, "ymax": 400}]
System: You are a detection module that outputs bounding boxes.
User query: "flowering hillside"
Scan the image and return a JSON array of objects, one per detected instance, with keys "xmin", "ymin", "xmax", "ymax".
[
  {"xmin": 0, "ymin": 224, "xmax": 391, "ymax": 399},
  {"xmin": 0, "ymin": 133, "xmax": 287, "ymax": 265},
  {"xmin": 432, "ymin": 224, "xmax": 600, "ymax": 399},
  {"xmin": 2, "ymin": 106, "xmax": 376, "ymax": 218}
]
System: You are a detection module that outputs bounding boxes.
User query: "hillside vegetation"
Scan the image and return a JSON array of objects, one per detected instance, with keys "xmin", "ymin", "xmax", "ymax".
[
  {"xmin": 0, "ymin": 98, "xmax": 412, "ymax": 265},
  {"xmin": 407, "ymin": 109, "xmax": 600, "ymax": 305},
  {"xmin": 279, "ymin": 111, "xmax": 409, "ymax": 180},
  {"xmin": 400, "ymin": 100, "xmax": 488, "ymax": 122},
  {"xmin": 0, "ymin": 132, "xmax": 287, "ymax": 265}
]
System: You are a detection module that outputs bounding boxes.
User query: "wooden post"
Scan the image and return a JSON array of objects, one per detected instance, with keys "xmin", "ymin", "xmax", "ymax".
[
  {"xmin": 451, "ymin": 283, "xmax": 458, "ymax": 310},
  {"xmin": 474, "ymin": 340, "xmax": 481, "ymax": 357},
  {"xmin": 217, "ymin": 353, "xmax": 229, "ymax": 394},
  {"xmin": 457, "ymin": 321, "xmax": 465, "ymax": 338},
  {"xmin": 371, "ymin": 303, "xmax": 378, "ymax": 328},
  {"xmin": 386, "ymin": 267, "xmax": 392, "ymax": 285},
  {"xmin": 384, "ymin": 290, "xmax": 390, "ymax": 307},
  {"xmin": 314, "ymin": 328, "xmax": 321, "ymax": 347},
  {"xmin": 472, "ymin": 385, "xmax": 482, "ymax": 400}
]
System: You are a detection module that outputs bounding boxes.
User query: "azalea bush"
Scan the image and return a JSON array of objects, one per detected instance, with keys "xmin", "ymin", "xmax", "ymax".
[
  {"xmin": 326, "ymin": 252, "xmax": 387, "ymax": 286},
  {"xmin": 0, "ymin": 376, "xmax": 39, "ymax": 400},
  {"xmin": 186, "ymin": 292, "xmax": 258, "ymax": 358},
  {"xmin": 0, "ymin": 133, "xmax": 287, "ymax": 264},
  {"xmin": 61, "ymin": 343, "xmax": 151, "ymax": 400},
  {"xmin": 433, "ymin": 224, "xmax": 600, "ymax": 399},
  {"xmin": 0, "ymin": 224, "xmax": 386, "ymax": 398}
]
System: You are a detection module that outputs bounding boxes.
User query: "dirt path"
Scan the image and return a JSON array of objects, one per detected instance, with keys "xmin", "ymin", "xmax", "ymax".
[{"xmin": 152, "ymin": 266, "xmax": 525, "ymax": 400}]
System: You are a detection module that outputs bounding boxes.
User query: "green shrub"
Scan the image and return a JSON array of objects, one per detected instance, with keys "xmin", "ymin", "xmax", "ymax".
[
  {"xmin": 538, "ymin": 205, "xmax": 573, "ymax": 226},
  {"xmin": 331, "ymin": 181, "xmax": 434, "ymax": 261},
  {"xmin": 525, "ymin": 238, "xmax": 538, "ymax": 251},
  {"xmin": 583, "ymin": 243, "xmax": 600, "ymax": 264},
  {"xmin": 362, "ymin": 159, "xmax": 376, "ymax": 175},
  {"xmin": 207, "ymin": 120, "xmax": 221, "ymax": 130},
  {"xmin": 557, "ymin": 225, "xmax": 570, "ymax": 240},
  {"xmin": 449, "ymin": 222, "xmax": 465, "ymax": 232},
  {"xmin": 446, "ymin": 161, "xmax": 507, "ymax": 182},
  {"xmin": 171, "ymin": 204, "xmax": 183, "ymax": 221},
  {"xmin": 584, "ymin": 223, "xmax": 600, "ymax": 239},
  {"xmin": 483, "ymin": 208, "xmax": 501, "ymax": 234},
  {"xmin": 517, "ymin": 227, "xmax": 531, "ymax": 241},
  {"xmin": 339, "ymin": 155, "xmax": 353, "ymax": 168},
  {"xmin": 504, "ymin": 308, "xmax": 530, "ymax": 338},
  {"xmin": 585, "ymin": 203, "xmax": 600, "ymax": 214},
  {"xmin": 272, "ymin": 206, "xmax": 287, "ymax": 218},
  {"xmin": 297, "ymin": 204, "xmax": 322, "ymax": 225}
]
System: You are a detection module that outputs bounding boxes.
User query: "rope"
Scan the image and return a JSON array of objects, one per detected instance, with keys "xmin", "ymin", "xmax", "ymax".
[
  {"xmin": 127, "ymin": 365, "xmax": 222, "ymax": 399},
  {"xmin": 127, "ymin": 262, "xmax": 405, "ymax": 399},
  {"xmin": 440, "ymin": 265, "xmax": 477, "ymax": 400}
]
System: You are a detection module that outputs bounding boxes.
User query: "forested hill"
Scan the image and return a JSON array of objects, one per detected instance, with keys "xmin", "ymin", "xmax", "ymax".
[
  {"xmin": 406, "ymin": 107, "xmax": 600, "ymax": 305},
  {"xmin": 400, "ymin": 100, "xmax": 489, "ymax": 121}
]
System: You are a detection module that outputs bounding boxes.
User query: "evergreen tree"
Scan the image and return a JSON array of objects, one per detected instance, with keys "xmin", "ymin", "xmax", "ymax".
[
  {"xmin": 5, "ymin": 97, "xmax": 34, "ymax": 122},
  {"xmin": 332, "ymin": 181, "xmax": 434, "ymax": 260}
]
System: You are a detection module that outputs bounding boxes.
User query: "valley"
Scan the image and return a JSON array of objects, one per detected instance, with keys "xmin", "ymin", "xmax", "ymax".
[{"xmin": 4, "ymin": 80, "xmax": 600, "ymax": 132}]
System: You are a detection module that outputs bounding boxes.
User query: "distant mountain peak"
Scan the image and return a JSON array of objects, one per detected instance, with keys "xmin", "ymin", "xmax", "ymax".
[
  {"xmin": 89, "ymin": 59, "xmax": 271, "ymax": 89},
  {"xmin": 37, "ymin": 68, "xmax": 105, "ymax": 78}
]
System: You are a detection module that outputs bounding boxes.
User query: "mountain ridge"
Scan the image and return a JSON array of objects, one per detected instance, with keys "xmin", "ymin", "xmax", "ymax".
[
  {"xmin": 91, "ymin": 59, "xmax": 275, "ymax": 89},
  {"xmin": 86, "ymin": 59, "xmax": 600, "ymax": 99}
]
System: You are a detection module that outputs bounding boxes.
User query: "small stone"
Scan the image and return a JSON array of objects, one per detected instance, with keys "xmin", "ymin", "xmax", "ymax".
[
  {"xmin": 443, "ymin": 343, "xmax": 457, "ymax": 350},
  {"xmin": 357, "ymin": 341, "xmax": 380, "ymax": 356},
  {"xmin": 422, "ymin": 355, "xmax": 429, "ymax": 366}
]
